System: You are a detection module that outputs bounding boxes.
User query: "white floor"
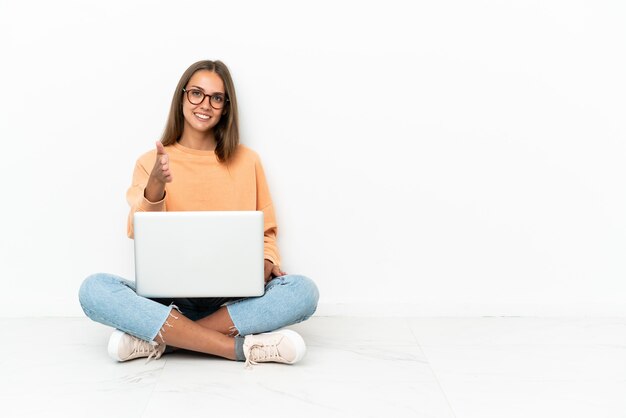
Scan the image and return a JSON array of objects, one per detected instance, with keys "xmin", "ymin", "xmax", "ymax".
[{"xmin": 2, "ymin": 317, "xmax": 625, "ymax": 418}]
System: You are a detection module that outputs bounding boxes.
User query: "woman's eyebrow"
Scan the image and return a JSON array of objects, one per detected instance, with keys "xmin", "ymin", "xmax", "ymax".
[{"xmin": 190, "ymin": 85, "xmax": 225, "ymax": 94}]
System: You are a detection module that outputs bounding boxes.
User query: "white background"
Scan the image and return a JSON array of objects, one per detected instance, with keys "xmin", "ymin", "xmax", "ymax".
[{"xmin": 1, "ymin": 0, "xmax": 624, "ymax": 317}]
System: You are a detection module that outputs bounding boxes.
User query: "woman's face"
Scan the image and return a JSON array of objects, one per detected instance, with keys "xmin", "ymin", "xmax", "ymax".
[{"xmin": 182, "ymin": 70, "xmax": 226, "ymax": 135}]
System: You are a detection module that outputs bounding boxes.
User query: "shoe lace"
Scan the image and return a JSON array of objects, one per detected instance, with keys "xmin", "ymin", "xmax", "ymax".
[
  {"xmin": 245, "ymin": 342, "xmax": 281, "ymax": 368},
  {"xmin": 131, "ymin": 338, "xmax": 163, "ymax": 364}
]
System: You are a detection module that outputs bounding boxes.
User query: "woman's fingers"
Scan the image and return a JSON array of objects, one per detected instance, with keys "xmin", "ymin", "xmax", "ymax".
[
  {"xmin": 152, "ymin": 143, "xmax": 172, "ymax": 183},
  {"xmin": 272, "ymin": 265, "xmax": 287, "ymax": 277}
]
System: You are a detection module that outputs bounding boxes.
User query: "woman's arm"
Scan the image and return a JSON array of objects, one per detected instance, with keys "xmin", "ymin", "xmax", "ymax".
[
  {"xmin": 254, "ymin": 155, "xmax": 281, "ymax": 268},
  {"xmin": 126, "ymin": 143, "xmax": 172, "ymax": 238}
]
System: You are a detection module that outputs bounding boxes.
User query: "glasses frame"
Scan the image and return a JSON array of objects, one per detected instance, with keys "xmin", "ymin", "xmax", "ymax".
[{"xmin": 182, "ymin": 88, "xmax": 229, "ymax": 109}]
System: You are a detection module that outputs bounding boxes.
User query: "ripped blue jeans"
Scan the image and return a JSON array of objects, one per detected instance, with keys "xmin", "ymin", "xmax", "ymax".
[{"xmin": 78, "ymin": 273, "xmax": 319, "ymax": 342}]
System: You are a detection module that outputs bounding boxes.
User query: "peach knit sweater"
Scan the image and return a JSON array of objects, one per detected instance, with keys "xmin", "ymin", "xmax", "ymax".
[{"xmin": 126, "ymin": 142, "xmax": 280, "ymax": 266}]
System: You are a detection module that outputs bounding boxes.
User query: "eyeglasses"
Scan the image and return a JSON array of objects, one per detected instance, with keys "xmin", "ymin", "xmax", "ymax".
[{"xmin": 183, "ymin": 88, "xmax": 229, "ymax": 109}]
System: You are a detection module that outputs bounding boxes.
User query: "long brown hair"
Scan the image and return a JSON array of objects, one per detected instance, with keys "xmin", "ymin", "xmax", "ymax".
[{"xmin": 160, "ymin": 60, "xmax": 240, "ymax": 162}]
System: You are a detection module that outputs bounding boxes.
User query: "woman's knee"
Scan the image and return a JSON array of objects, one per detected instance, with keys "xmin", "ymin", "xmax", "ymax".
[
  {"xmin": 79, "ymin": 273, "xmax": 104, "ymax": 311},
  {"xmin": 283, "ymin": 274, "xmax": 319, "ymax": 319},
  {"xmin": 78, "ymin": 273, "xmax": 128, "ymax": 313}
]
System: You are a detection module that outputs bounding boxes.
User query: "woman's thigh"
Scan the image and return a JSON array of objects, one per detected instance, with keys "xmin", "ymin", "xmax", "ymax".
[
  {"xmin": 225, "ymin": 274, "xmax": 319, "ymax": 336},
  {"xmin": 78, "ymin": 273, "xmax": 176, "ymax": 342}
]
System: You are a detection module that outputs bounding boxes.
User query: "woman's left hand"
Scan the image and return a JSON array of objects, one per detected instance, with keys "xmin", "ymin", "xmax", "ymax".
[{"xmin": 264, "ymin": 259, "xmax": 287, "ymax": 283}]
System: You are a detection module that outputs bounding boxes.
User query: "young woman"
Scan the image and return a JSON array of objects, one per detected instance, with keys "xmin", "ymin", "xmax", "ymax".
[{"xmin": 78, "ymin": 60, "xmax": 319, "ymax": 366}]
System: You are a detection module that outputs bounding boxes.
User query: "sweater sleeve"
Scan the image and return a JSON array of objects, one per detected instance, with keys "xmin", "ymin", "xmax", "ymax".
[
  {"xmin": 126, "ymin": 156, "xmax": 166, "ymax": 239},
  {"xmin": 255, "ymin": 156, "xmax": 281, "ymax": 267}
]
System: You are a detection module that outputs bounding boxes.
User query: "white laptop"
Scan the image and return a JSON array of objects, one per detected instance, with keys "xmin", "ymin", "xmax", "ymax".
[{"xmin": 133, "ymin": 211, "xmax": 265, "ymax": 298}]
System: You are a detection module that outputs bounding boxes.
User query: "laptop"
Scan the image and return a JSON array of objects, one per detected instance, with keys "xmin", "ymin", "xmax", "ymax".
[{"xmin": 133, "ymin": 211, "xmax": 265, "ymax": 298}]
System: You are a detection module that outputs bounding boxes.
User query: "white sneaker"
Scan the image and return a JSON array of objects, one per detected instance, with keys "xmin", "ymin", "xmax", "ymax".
[
  {"xmin": 243, "ymin": 329, "xmax": 306, "ymax": 367},
  {"xmin": 107, "ymin": 330, "xmax": 165, "ymax": 363}
]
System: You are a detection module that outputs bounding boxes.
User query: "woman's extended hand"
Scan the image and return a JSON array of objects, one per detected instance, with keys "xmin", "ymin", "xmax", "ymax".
[
  {"xmin": 151, "ymin": 141, "xmax": 173, "ymax": 184},
  {"xmin": 264, "ymin": 259, "xmax": 287, "ymax": 283},
  {"xmin": 144, "ymin": 141, "xmax": 172, "ymax": 202}
]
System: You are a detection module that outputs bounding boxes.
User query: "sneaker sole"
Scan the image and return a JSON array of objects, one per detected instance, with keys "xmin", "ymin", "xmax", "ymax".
[
  {"xmin": 273, "ymin": 329, "xmax": 307, "ymax": 364},
  {"xmin": 107, "ymin": 330, "xmax": 125, "ymax": 361}
]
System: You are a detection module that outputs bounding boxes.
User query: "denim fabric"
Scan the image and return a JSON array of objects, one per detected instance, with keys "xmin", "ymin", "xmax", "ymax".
[
  {"xmin": 225, "ymin": 275, "xmax": 319, "ymax": 336},
  {"xmin": 78, "ymin": 273, "xmax": 319, "ymax": 342}
]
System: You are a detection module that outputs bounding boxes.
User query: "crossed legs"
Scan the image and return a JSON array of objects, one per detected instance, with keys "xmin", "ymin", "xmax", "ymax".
[
  {"xmin": 79, "ymin": 273, "xmax": 319, "ymax": 361},
  {"xmin": 154, "ymin": 306, "xmax": 238, "ymax": 360}
]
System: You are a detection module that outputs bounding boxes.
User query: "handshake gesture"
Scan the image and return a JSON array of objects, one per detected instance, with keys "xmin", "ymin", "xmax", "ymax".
[
  {"xmin": 151, "ymin": 141, "xmax": 173, "ymax": 184},
  {"xmin": 145, "ymin": 142, "xmax": 173, "ymax": 202}
]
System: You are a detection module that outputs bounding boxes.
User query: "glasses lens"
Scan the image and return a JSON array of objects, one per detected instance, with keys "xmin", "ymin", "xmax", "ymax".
[
  {"xmin": 187, "ymin": 89, "xmax": 204, "ymax": 105},
  {"xmin": 210, "ymin": 94, "xmax": 226, "ymax": 109}
]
